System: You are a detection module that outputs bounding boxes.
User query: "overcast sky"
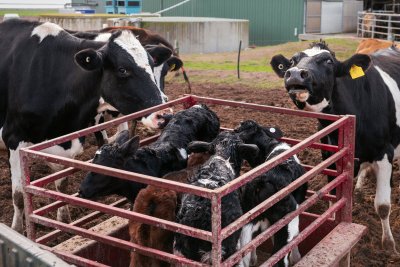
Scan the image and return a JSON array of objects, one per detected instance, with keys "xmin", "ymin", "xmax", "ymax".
[{"xmin": 0, "ymin": 0, "xmax": 71, "ymax": 9}]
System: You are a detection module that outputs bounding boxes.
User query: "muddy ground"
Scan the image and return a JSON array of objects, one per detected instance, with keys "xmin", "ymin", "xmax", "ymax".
[{"xmin": 0, "ymin": 35, "xmax": 400, "ymax": 265}]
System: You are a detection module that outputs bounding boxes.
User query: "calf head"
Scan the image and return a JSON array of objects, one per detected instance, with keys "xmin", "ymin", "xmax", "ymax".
[
  {"xmin": 270, "ymin": 41, "xmax": 371, "ymax": 112},
  {"xmin": 79, "ymin": 130, "xmax": 140, "ymax": 199},
  {"xmin": 75, "ymin": 30, "xmax": 172, "ymax": 114},
  {"xmin": 234, "ymin": 120, "xmax": 283, "ymax": 166},
  {"xmin": 188, "ymin": 131, "xmax": 259, "ymax": 176}
]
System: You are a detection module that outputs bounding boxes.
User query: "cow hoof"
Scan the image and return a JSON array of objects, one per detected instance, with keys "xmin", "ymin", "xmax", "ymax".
[
  {"xmin": 57, "ymin": 207, "xmax": 72, "ymax": 223},
  {"xmin": 354, "ymin": 188, "xmax": 364, "ymax": 203},
  {"xmin": 382, "ymin": 237, "xmax": 398, "ymax": 253}
]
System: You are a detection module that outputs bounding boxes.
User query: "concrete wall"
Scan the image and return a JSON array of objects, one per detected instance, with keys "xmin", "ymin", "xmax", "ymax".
[
  {"xmin": 40, "ymin": 15, "xmax": 249, "ymax": 54},
  {"xmin": 137, "ymin": 17, "xmax": 249, "ymax": 54}
]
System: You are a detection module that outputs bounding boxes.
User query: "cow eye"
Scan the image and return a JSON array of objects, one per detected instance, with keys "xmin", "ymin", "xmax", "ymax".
[
  {"xmin": 118, "ymin": 68, "xmax": 127, "ymax": 74},
  {"xmin": 326, "ymin": 59, "xmax": 333, "ymax": 64},
  {"xmin": 290, "ymin": 59, "xmax": 295, "ymax": 66}
]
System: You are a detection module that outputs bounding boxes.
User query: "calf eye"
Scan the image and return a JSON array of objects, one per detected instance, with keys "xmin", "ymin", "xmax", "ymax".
[{"xmin": 118, "ymin": 68, "xmax": 127, "ymax": 74}]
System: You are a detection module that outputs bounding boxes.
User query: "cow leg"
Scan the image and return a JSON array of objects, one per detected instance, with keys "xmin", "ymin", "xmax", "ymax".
[
  {"xmin": 9, "ymin": 142, "xmax": 30, "ymax": 233},
  {"xmin": 372, "ymin": 154, "xmax": 397, "ymax": 253},
  {"xmin": 55, "ymin": 177, "xmax": 72, "ymax": 223},
  {"xmin": 107, "ymin": 122, "xmax": 129, "ymax": 144},
  {"xmin": 237, "ymin": 223, "xmax": 254, "ymax": 267},
  {"xmin": 354, "ymin": 162, "xmax": 372, "ymax": 202}
]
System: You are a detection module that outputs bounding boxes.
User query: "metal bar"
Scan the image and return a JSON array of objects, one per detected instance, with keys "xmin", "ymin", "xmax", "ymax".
[
  {"xmin": 192, "ymin": 95, "xmax": 341, "ymax": 121},
  {"xmin": 282, "ymin": 137, "xmax": 339, "ymax": 152},
  {"xmin": 302, "ymin": 164, "xmax": 338, "ymax": 177},
  {"xmin": 36, "ymin": 198, "xmax": 128, "ymax": 244},
  {"xmin": 211, "ymin": 195, "xmax": 222, "ymax": 266},
  {"xmin": 222, "ymin": 175, "xmax": 347, "ymax": 266},
  {"xmin": 216, "ymin": 117, "xmax": 349, "ymax": 197},
  {"xmin": 221, "ymin": 159, "xmax": 347, "ymax": 241},
  {"xmin": 32, "ymin": 216, "xmax": 206, "ymax": 267},
  {"xmin": 25, "ymin": 96, "xmax": 191, "ymax": 151},
  {"xmin": 338, "ymin": 116, "xmax": 356, "ymax": 223},
  {"xmin": 154, "ymin": 0, "xmax": 193, "ymax": 14},
  {"xmin": 24, "ymin": 150, "xmax": 214, "ymax": 198},
  {"xmin": 30, "ymin": 134, "xmax": 160, "ymax": 188},
  {"xmin": 39, "ymin": 244, "xmax": 109, "ymax": 267},
  {"xmin": 306, "ymin": 190, "xmax": 337, "ymax": 202},
  {"xmin": 26, "ymin": 186, "xmax": 213, "ymax": 241},
  {"xmin": 33, "ymin": 193, "xmax": 79, "ymax": 216},
  {"xmin": 261, "ymin": 198, "xmax": 346, "ymax": 267}
]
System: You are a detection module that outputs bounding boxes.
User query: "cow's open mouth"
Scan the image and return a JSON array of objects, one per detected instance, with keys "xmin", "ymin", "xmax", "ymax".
[{"xmin": 287, "ymin": 85, "xmax": 310, "ymax": 103}]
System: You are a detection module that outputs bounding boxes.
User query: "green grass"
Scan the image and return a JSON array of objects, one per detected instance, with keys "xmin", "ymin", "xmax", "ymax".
[
  {"xmin": 181, "ymin": 38, "xmax": 360, "ymax": 74},
  {"xmin": 0, "ymin": 9, "xmax": 58, "ymax": 17},
  {"xmin": 176, "ymin": 38, "xmax": 361, "ymax": 90}
]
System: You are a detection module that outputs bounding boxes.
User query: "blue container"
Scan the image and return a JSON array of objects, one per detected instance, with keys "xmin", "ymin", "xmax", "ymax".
[{"xmin": 105, "ymin": 0, "xmax": 142, "ymax": 14}]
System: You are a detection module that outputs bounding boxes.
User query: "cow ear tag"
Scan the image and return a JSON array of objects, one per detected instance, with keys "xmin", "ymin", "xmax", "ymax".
[{"xmin": 349, "ymin": 65, "xmax": 365, "ymax": 79}]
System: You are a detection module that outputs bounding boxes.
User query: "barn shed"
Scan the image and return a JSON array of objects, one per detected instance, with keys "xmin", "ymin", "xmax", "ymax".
[{"xmin": 141, "ymin": 0, "xmax": 305, "ymax": 46}]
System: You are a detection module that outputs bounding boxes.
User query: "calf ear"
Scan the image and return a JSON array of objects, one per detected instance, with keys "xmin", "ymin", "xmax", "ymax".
[
  {"xmin": 270, "ymin": 54, "xmax": 291, "ymax": 78},
  {"xmin": 119, "ymin": 135, "xmax": 140, "ymax": 157},
  {"xmin": 166, "ymin": 57, "xmax": 183, "ymax": 72},
  {"xmin": 115, "ymin": 130, "xmax": 130, "ymax": 146},
  {"xmin": 336, "ymin": 54, "xmax": 371, "ymax": 78},
  {"xmin": 146, "ymin": 45, "xmax": 173, "ymax": 66},
  {"xmin": 75, "ymin": 49, "xmax": 103, "ymax": 71},
  {"xmin": 238, "ymin": 144, "xmax": 259, "ymax": 162},
  {"xmin": 188, "ymin": 141, "xmax": 214, "ymax": 153},
  {"xmin": 262, "ymin": 127, "xmax": 283, "ymax": 139}
]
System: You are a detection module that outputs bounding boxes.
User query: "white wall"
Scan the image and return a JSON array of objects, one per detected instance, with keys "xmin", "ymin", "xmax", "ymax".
[{"xmin": 0, "ymin": 0, "xmax": 71, "ymax": 9}]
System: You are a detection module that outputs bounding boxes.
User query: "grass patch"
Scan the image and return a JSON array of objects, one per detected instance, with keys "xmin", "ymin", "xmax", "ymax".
[
  {"xmin": 181, "ymin": 38, "xmax": 360, "ymax": 73},
  {"xmin": 0, "ymin": 9, "xmax": 58, "ymax": 17}
]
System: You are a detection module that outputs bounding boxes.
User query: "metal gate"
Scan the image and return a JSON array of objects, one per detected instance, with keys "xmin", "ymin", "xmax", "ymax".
[{"xmin": 20, "ymin": 95, "xmax": 356, "ymax": 266}]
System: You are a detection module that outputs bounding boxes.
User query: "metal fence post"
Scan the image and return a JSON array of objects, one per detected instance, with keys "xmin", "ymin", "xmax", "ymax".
[
  {"xmin": 337, "ymin": 116, "xmax": 356, "ymax": 223},
  {"xmin": 211, "ymin": 194, "xmax": 222, "ymax": 266}
]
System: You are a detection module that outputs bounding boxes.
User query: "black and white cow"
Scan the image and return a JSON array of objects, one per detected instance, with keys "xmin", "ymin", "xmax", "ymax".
[
  {"xmin": 0, "ymin": 19, "xmax": 168, "ymax": 233},
  {"xmin": 234, "ymin": 120, "xmax": 306, "ymax": 267},
  {"xmin": 270, "ymin": 41, "xmax": 400, "ymax": 252},
  {"xmin": 72, "ymin": 29, "xmax": 183, "ymax": 145},
  {"xmin": 173, "ymin": 131, "xmax": 259, "ymax": 264},
  {"xmin": 78, "ymin": 104, "xmax": 220, "ymax": 201}
]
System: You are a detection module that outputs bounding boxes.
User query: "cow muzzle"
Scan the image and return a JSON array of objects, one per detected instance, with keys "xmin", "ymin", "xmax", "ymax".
[{"xmin": 288, "ymin": 89, "xmax": 310, "ymax": 103}]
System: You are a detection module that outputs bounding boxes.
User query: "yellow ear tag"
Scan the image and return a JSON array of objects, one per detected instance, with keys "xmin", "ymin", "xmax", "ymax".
[
  {"xmin": 169, "ymin": 64, "xmax": 176, "ymax": 71},
  {"xmin": 349, "ymin": 65, "xmax": 365, "ymax": 79}
]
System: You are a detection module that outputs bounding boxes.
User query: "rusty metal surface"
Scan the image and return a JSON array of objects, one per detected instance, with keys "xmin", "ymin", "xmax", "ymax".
[
  {"xmin": 294, "ymin": 222, "xmax": 367, "ymax": 267},
  {"xmin": 19, "ymin": 95, "xmax": 359, "ymax": 266}
]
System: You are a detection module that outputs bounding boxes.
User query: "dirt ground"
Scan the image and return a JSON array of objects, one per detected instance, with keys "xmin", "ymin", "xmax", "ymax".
[
  {"xmin": 1, "ymin": 72, "xmax": 400, "ymax": 266},
  {"xmin": 0, "ymin": 24, "xmax": 399, "ymax": 265}
]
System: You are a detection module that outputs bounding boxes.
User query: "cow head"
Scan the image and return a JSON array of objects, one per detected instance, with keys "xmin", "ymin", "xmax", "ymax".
[
  {"xmin": 188, "ymin": 131, "xmax": 259, "ymax": 175},
  {"xmin": 234, "ymin": 120, "xmax": 283, "ymax": 166},
  {"xmin": 270, "ymin": 41, "xmax": 371, "ymax": 112},
  {"xmin": 78, "ymin": 130, "xmax": 140, "ymax": 199},
  {"xmin": 74, "ymin": 31, "xmax": 172, "ymax": 115}
]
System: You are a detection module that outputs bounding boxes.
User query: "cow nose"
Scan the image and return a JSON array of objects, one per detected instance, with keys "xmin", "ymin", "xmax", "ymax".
[{"xmin": 285, "ymin": 68, "xmax": 309, "ymax": 85}]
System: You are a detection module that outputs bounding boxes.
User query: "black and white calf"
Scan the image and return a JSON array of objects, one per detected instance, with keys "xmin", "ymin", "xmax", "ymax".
[
  {"xmin": 173, "ymin": 131, "xmax": 259, "ymax": 264},
  {"xmin": 234, "ymin": 120, "xmax": 306, "ymax": 267},
  {"xmin": 79, "ymin": 104, "xmax": 220, "ymax": 201},
  {"xmin": 0, "ymin": 19, "xmax": 166, "ymax": 232},
  {"xmin": 270, "ymin": 41, "xmax": 400, "ymax": 252}
]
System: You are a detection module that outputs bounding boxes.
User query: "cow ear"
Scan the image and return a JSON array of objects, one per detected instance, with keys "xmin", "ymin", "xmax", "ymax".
[
  {"xmin": 188, "ymin": 141, "xmax": 214, "ymax": 153},
  {"xmin": 115, "ymin": 130, "xmax": 130, "ymax": 146},
  {"xmin": 166, "ymin": 56, "xmax": 183, "ymax": 72},
  {"xmin": 238, "ymin": 144, "xmax": 259, "ymax": 162},
  {"xmin": 270, "ymin": 54, "xmax": 291, "ymax": 78},
  {"xmin": 336, "ymin": 54, "xmax": 371, "ymax": 78},
  {"xmin": 75, "ymin": 49, "xmax": 103, "ymax": 71},
  {"xmin": 146, "ymin": 45, "xmax": 173, "ymax": 66},
  {"xmin": 119, "ymin": 135, "xmax": 140, "ymax": 157},
  {"xmin": 262, "ymin": 127, "xmax": 283, "ymax": 139}
]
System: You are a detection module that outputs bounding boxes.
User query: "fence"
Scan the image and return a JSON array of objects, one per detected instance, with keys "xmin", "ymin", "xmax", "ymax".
[
  {"xmin": 357, "ymin": 11, "xmax": 400, "ymax": 40},
  {"xmin": 20, "ymin": 95, "xmax": 356, "ymax": 266}
]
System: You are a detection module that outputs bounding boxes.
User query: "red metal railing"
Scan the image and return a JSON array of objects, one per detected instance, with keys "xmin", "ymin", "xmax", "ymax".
[{"xmin": 19, "ymin": 95, "xmax": 355, "ymax": 267}]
